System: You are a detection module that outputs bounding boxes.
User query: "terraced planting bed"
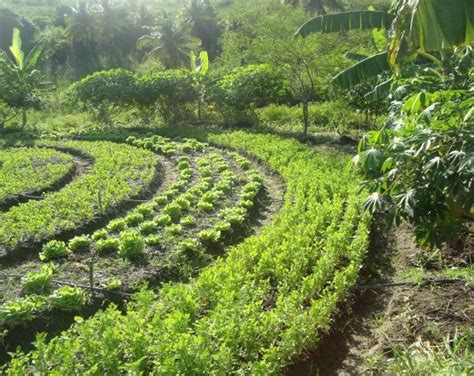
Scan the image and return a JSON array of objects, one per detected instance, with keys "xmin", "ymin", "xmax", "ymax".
[
  {"xmin": 0, "ymin": 130, "xmax": 370, "ymax": 373},
  {"xmin": 0, "ymin": 147, "xmax": 76, "ymax": 211},
  {"xmin": 0, "ymin": 134, "xmax": 284, "ymax": 362}
]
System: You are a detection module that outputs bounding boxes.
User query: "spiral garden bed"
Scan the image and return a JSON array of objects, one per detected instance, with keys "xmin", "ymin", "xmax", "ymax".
[{"xmin": 0, "ymin": 130, "xmax": 370, "ymax": 374}]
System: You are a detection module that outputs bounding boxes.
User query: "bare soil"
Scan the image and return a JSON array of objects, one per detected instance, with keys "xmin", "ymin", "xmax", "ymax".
[{"xmin": 286, "ymin": 221, "xmax": 473, "ymax": 375}]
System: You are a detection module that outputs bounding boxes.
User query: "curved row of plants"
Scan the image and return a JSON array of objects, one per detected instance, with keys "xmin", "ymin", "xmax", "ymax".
[
  {"xmin": 0, "ymin": 140, "xmax": 157, "ymax": 258},
  {"xmin": 0, "ymin": 137, "xmax": 269, "ymax": 344},
  {"xmin": 7, "ymin": 131, "xmax": 371, "ymax": 374},
  {"xmin": 0, "ymin": 147, "xmax": 74, "ymax": 206}
]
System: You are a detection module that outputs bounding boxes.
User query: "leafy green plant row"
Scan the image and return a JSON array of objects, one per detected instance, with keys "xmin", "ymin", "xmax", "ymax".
[
  {"xmin": 7, "ymin": 131, "xmax": 370, "ymax": 374},
  {"xmin": 0, "ymin": 140, "xmax": 157, "ymax": 256},
  {"xmin": 0, "ymin": 147, "xmax": 74, "ymax": 204},
  {"xmin": 0, "ymin": 141, "xmax": 263, "ymax": 329}
]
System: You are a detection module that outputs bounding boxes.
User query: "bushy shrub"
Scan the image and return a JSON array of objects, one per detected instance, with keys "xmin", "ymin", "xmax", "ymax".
[
  {"xmin": 118, "ymin": 230, "xmax": 145, "ymax": 259},
  {"xmin": 255, "ymin": 101, "xmax": 361, "ymax": 133},
  {"xmin": 67, "ymin": 69, "xmax": 137, "ymax": 124},
  {"xmin": 136, "ymin": 70, "xmax": 198, "ymax": 123},
  {"xmin": 211, "ymin": 64, "xmax": 290, "ymax": 110},
  {"xmin": 39, "ymin": 240, "xmax": 69, "ymax": 261}
]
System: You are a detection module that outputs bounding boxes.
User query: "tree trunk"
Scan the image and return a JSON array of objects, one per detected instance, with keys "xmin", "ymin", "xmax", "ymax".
[
  {"xmin": 22, "ymin": 109, "xmax": 27, "ymax": 126},
  {"xmin": 302, "ymin": 99, "xmax": 309, "ymax": 135}
]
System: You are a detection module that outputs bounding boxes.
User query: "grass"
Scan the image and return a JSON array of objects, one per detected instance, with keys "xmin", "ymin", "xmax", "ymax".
[{"xmin": 387, "ymin": 330, "xmax": 474, "ymax": 375}]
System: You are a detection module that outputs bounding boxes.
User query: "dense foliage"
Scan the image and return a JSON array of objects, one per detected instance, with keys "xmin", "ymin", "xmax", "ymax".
[
  {"xmin": 0, "ymin": 140, "xmax": 156, "ymax": 255},
  {"xmin": 7, "ymin": 131, "xmax": 370, "ymax": 374},
  {"xmin": 0, "ymin": 147, "xmax": 73, "ymax": 203}
]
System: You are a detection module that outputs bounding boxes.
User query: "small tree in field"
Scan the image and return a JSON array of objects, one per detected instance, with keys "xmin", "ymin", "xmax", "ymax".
[{"xmin": 0, "ymin": 28, "xmax": 46, "ymax": 126}]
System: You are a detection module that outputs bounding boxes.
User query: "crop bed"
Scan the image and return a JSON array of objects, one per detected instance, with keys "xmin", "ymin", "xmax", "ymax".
[
  {"xmin": 0, "ymin": 147, "xmax": 75, "ymax": 211},
  {"xmin": 0, "ymin": 140, "xmax": 158, "ymax": 259},
  {"xmin": 0, "ymin": 134, "xmax": 282, "ymax": 362},
  {"xmin": 1, "ymin": 130, "xmax": 370, "ymax": 374}
]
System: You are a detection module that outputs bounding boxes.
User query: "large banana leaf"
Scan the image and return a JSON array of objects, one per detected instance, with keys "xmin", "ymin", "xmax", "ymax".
[
  {"xmin": 9, "ymin": 28, "xmax": 24, "ymax": 70},
  {"xmin": 364, "ymin": 78, "xmax": 392, "ymax": 101},
  {"xmin": 388, "ymin": 0, "xmax": 474, "ymax": 67},
  {"xmin": 295, "ymin": 11, "xmax": 394, "ymax": 37},
  {"xmin": 332, "ymin": 51, "xmax": 389, "ymax": 88}
]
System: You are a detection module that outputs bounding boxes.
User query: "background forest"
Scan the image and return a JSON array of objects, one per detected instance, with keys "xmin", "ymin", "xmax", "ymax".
[{"xmin": 0, "ymin": 0, "xmax": 390, "ymax": 134}]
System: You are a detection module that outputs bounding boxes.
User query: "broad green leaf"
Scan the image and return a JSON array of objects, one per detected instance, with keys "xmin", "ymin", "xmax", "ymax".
[
  {"xmin": 364, "ymin": 78, "xmax": 392, "ymax": 101},
  {"xmin": 344, "ymin": 52, "xmax": 369, "ymax": 61},
  {"xmin": 9, "ymin": 28, "xmax": 24, "ymax": 70},
  {"xmin": 331, "ymin": 52, "xmax": 390, "ymax": 88},
  {"xmin": 25, "ymin": 39, "xmax": 46, "ymax": 68},
  {"xmin": 190, "ymin": 51, "xmax": 197, "ymax": 71},
  {"xmin": 295, "ymin": 11, "xmax": 395, "ymax": 37},
  {"xmin": 198, "ymin": 51, "xmax": 209, "ymax": 75}
]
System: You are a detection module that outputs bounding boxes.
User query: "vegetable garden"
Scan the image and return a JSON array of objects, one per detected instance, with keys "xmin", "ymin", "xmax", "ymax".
[
  {"xmin": 0, "ymin": 130, "xmax": 369, "ymax": 373},
  {"xmin": 0, "ymin": 0, "xmax": 472, "ymax": 374}
]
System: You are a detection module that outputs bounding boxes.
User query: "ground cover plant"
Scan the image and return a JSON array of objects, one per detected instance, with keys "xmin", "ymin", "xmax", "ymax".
[
  {"xmin": 0, "ymin": 140, "xmax": 157, "ymax": 257},
  {"xmin": 0, "ymin": 147, "xmax": 73, "ymax": 206},
  {"xmin": 0, "ymin": 135, "xmax": 274, "ymax": 348},
  {"xmin": 3, "ymin": 131, "xmax": 370, "ymax": 374}
]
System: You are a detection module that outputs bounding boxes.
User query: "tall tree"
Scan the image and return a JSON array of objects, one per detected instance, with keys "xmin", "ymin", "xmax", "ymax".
[
  {"xmin": 66, "ymin": 2, "xmax": 102, "ymax": 80},
  {"xmin": 137, "ymin": 15, "xmax": 198, "ymax": 69},
  {"xmin": 183, "ymin": 0, "xmax": 222, "ymax": 59},
  {"xmin": 281, "ymin": 0, "xmax": 344, "ymax": 15}
]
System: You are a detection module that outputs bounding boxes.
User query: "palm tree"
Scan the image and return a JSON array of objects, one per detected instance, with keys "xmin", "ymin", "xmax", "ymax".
[
  {"xmin": 66, "ymin": 2, "xmax": 102, "ymax": 79},
  {"xmin": 183, "ymin": 0, "xmax": 221, "ymax": 59},
  {"xmin": 137, "ymin": 15, "xmax": 198, "ymax": 69},
  {"xmin": 281, "ymin": 0, "xmax": 344, "ymax": 15}
]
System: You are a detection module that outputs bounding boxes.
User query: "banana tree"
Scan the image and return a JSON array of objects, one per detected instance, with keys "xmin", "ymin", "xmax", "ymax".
[
  {"xmin": 0, "ymin": 28, "xmax": 46, "ymax": 125},
  {"xmin": 190, "ymin": 50, "xmax": 209, "ymax": 120},
  {"xmin": 295, "ymin": 0, "xmax": 474, "ymax": 97}
]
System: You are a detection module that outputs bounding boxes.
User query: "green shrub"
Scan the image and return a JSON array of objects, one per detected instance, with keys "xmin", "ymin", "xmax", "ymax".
[
  {"xmin": 136, "ymin": 70, "xmax": 198, "ymax": 123},
  {"xmin": 211, "ymin": 64, "xmax": 290, "ymax": 110},
  {"xmin": 39, "ymin": 240, "xmax": 69, "ymax": 261},
  {"xmin": 118, "ymin": 230, "xmax": 145, "ymax": 259},
  {"xmin": 68, "ymin": 235, "xmax": 91, "ymax": 253},
  {"xmin": 255, "ymin": 101, "xmax": 361, "ymax": 134},
  {"xmin": 49, "ymin": 286, "xmax": 86, "ymax": 311},
  {"xmin": 67, "ymin": 69, "xmax": 137, "ymax": 124}
]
